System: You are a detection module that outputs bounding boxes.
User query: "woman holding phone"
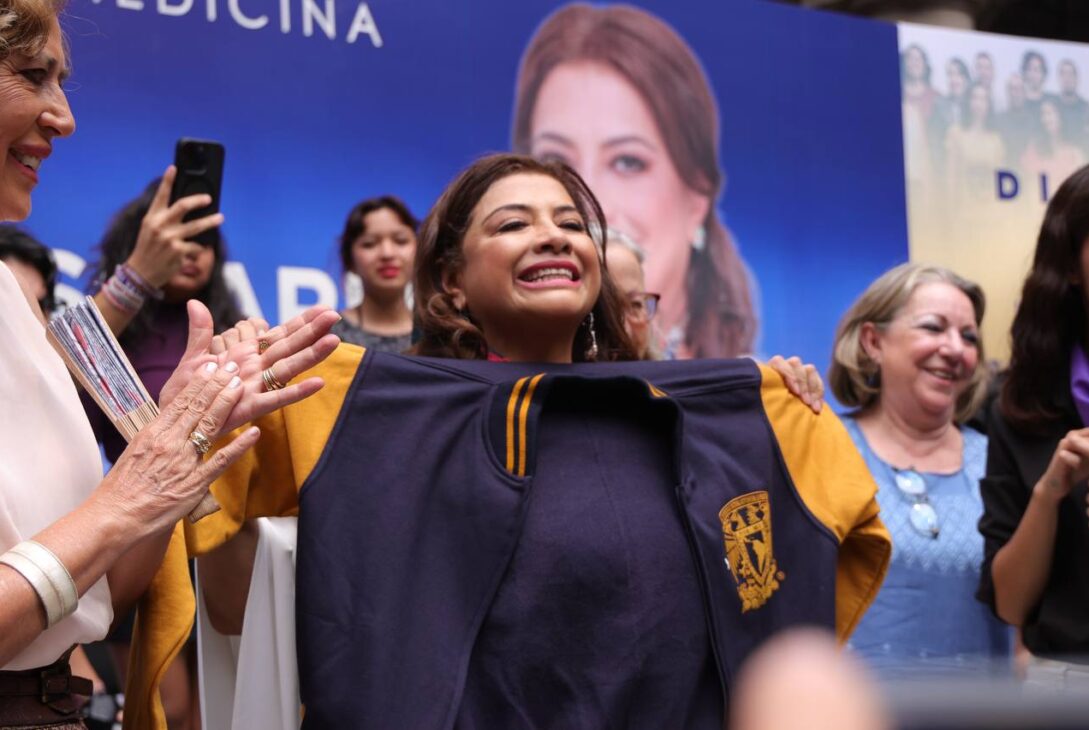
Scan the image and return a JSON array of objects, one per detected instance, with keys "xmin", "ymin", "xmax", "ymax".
[{"xmin": 84, "ymin": 173, "xmax": 243, "ymax": 729}]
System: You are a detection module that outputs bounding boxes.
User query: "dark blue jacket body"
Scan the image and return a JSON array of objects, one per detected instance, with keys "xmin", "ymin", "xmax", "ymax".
[{"xmin": 285, "ymin": 351, "xmax": 888, "ymax": 729}]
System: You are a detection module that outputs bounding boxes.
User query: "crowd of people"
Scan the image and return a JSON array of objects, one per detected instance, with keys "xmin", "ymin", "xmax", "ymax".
[
  {"xmin": 2, "ymin": 0, "xmax": 1089, "ymax": 728},
  {"xmin": 903, "ymin": 43, "xmax": 1089, "ymax": 197}
]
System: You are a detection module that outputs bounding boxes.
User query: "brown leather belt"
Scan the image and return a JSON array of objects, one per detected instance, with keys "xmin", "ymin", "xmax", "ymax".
[{"xmin": 0, "ymin": 649, "xmax": 91, "ymax": 727}]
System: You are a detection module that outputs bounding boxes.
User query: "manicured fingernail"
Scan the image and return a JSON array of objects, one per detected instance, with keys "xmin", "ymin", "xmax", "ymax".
[
  {"xmin": 225, "ymin": 361, "xmax": 239, "ymax": 373},
  {"xmin": 229, "ymin": 376, "xmax": 241, "ymax": 389},
  {"xmin": 205, "ymin": 362, "xmax": 218, "ymax": 373}
]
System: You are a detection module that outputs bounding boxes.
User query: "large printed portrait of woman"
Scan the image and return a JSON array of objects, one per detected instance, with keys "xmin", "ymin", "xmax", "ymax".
[{"xmin": 511, "ymin": 3, "xmax": 755, "ymax": 359}]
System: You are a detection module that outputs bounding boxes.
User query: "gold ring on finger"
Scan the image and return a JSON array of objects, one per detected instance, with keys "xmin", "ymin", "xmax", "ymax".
[
  {"xmin": 189, "ymin": 430, "xmax": 212, "ymax": 457},
  {"xmin": 262, "ymin": 367, "xmax": 286, "ymax": 392},
  {"xmin": 258, "ymin": 338, "xmax": 271, "ymax": 354}
]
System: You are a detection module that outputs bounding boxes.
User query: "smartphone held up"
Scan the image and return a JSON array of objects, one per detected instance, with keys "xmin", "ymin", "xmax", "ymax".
[{"xmin": 170, "ymin": 138, "xmax": 225, "ymax": 248}]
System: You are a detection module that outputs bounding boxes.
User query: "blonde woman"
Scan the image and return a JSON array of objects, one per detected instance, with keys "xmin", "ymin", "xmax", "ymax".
[{"xmin": 830, "ymin": 263, "xmax": 1009, "ymax": 676}]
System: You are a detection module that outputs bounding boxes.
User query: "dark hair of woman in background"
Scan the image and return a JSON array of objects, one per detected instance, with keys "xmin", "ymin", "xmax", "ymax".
[{"xmin": 0, "ymin": 224, "xmax": 57, "ymax": 314}]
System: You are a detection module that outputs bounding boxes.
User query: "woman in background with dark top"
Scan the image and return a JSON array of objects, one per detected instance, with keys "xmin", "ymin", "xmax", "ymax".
[
  {"xmin": 332, "ymin": 195, "xmax": 416, "ymax": 352},
  {"xmin": 84, "ymin": 172, "xmax": 241, "ymax": 730},
  {"xmin": 87, "ymin": 172, "xmax": 244, "ymax": 450},
  {"xmin": 979, "ymin": 164, "xmax": 1089, "ymax": 688}
]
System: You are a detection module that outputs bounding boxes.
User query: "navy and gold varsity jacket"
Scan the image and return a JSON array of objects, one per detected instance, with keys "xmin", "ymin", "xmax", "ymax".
[{"xmin": 126, "ymin": 345, "xmax": 889, "ymax": 730}]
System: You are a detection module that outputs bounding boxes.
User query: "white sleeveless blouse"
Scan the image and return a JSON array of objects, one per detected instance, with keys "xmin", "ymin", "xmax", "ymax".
[{"xmin": 0, "ymin": 262, "xmax": 112, "ymax": 670}]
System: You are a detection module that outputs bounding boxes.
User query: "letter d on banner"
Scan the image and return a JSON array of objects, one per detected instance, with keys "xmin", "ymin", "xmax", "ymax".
[
  {"xmin": 996, "ymin": 170, "xmax": 1019, "ymax": 200},
  {"xmin": 278, "ymin": 266, "xmax": 338, "ymax": 323}
]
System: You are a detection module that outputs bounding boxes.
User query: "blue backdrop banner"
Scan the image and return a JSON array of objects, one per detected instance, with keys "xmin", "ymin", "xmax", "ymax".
[{"xmin": 29, "ymin": 0, "xmax": 909, "ymax": 371}]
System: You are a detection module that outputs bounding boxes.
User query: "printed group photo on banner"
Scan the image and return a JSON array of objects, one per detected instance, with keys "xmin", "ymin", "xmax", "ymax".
[{"xmin": 900, "ymin": 22, "xmax": 1089, "ymax": 359}]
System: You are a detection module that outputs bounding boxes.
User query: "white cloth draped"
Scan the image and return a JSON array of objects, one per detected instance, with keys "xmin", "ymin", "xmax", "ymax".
[
  {"xmin": 197, "ymin": 517, "xmax": 302, "ymax": 730},
  {"xmin": 0, "ymin": 262, "xmax": 112, "ymax": 670}
]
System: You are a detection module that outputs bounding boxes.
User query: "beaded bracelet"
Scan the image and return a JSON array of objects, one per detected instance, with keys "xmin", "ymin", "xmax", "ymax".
[
  {"xmin": 101, "ymin": 264, "xmax": 165, "ymax": 314},
  {"xmin": 0, "ymin": 540, "xmax": 79, "ymax": 628},
  {"xmin": 116, "ymin": 264, "xmax": 163, "ymax": 301},
  {"xmin": 101, "ymin": 274, "xmax": 144, "ymax": 314}
]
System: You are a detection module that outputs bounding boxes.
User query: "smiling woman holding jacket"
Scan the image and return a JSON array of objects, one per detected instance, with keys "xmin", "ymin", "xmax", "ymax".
[{"xmin": 142, "ymin": 153, "xmax": 889, "ymax": 730}]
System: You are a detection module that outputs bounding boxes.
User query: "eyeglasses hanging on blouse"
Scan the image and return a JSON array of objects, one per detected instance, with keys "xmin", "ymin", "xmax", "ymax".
[{"xmin": 893, "ymin": 468, "xmax": 940, "ymax": 539}]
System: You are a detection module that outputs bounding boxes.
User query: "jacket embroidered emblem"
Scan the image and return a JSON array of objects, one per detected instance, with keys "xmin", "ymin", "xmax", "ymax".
[{"xmin": 719, "ymin": 490, "xmax": 784, "ymax": 611}]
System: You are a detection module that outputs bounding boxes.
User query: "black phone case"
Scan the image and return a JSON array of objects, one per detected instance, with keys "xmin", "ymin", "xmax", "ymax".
[{"xmin": 170, "ymin": 138, "xmax": 225, "ymax": 248}]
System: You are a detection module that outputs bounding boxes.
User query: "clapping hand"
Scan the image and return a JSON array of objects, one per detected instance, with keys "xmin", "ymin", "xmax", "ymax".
[{"xmin": 160, "ymin": 301, "xmax": 341, "ymax": 433}]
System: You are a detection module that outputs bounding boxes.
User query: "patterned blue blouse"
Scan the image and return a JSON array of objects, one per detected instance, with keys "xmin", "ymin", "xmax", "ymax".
[{"xmin": 843, "ymin": 417, "xmax": 1011, "ymax": 677}]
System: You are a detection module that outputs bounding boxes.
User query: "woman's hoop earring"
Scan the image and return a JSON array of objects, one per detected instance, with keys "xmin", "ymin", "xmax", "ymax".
[{"xmin": 585, "ymin": 311, "xmax": 599, "ymax": 361}]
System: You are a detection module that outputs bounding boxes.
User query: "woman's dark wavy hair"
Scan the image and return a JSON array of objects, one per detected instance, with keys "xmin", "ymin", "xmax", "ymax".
[
  {"xmin": 86, "ymin": 178, "xmax": 242, "ymax": 343},
  {"xmin": 512, "ymin": 3, "xmax": 755, "ymax": 357},
  {"xmin": 0, "ymin": 224, "xmax": 57, "ymax": 313},
  {"xmin": 338, "ymin": 195, "xmax": 418, "ymax": 275},
  {"xmin": 1001, "ymin": 163, "xmax": 1089, "ymax": 432},
  {"xmin": 412, "ymin": 153, "xmax": 636, "ymax": 362}
]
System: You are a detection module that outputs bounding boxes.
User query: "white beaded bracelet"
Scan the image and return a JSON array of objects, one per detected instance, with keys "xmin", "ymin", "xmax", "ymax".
[{"xmin": 0, "ymin": 540, "xmax": 78, "ymax": 628}]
